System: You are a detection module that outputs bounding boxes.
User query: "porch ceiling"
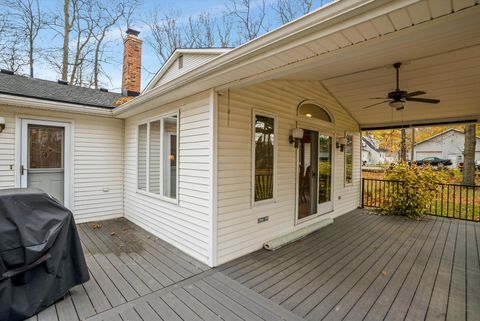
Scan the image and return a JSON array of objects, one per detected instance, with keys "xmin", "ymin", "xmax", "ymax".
[{"xmin": 277, "ymin": 4, "xmax": 480, "ymax": 128}]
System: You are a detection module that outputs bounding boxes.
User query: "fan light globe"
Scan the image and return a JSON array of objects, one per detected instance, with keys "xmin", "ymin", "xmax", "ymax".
[{"xmin": 389, "ymin": 100, "xmax": 404, "ymax": 109}]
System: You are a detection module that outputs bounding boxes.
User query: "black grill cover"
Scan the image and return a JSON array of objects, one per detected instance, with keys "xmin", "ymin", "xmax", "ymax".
[{"xmin": 0, "ymin": 188, "xmax": 89, "ymax": 321}]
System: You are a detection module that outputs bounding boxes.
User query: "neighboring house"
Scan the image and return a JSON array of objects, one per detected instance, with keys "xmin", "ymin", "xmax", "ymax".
[
  {"xmin": 361, "ymin": 136, "xmax": 386, "ymax": 165},
  {"xmin": 0, "ymin": 1, "xmax": 478, "ymax": 267},
  {"xmin": 414, "ymin": 128, "xmax": 480, "ymax": 167}
]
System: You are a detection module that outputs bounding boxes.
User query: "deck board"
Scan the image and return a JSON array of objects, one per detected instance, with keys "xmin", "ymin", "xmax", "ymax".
[
  {"xmin": 465, "ymin": 222, "xmax": 480, "ymax": 321},
  {"xmin": 301, "ymin": 214, "xmax": 417, "ymax": 320},
  {"xmin": 425, "ymin": 219, "xmax": 458, "ymax": 321},
  {"xmin": 222, "ymin": 210, "xmax": 480, "ymax": 321},
  {"xmin": 27, "ymin": 210, "xmax": 479, "ymax": 321},
  {"xmin": 402, "ymin": 219, "xmax": 451, "ymax": 321},
  {"xmin": 266, "ymin": 213, "xmax": 392, "ymax": 304},
  {"xmin": 240, "ymin": 212, "xmax": 373, "ymax": 289},
  {"xmin": 447, "ymin": 220, "xmax": 467, "ymax": 321}
]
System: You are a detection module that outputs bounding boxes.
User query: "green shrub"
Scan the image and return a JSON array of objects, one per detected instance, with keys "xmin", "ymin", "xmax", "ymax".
[{"xmin": 380, "ymin": 163, "xmax": 449, "ymax": 219}]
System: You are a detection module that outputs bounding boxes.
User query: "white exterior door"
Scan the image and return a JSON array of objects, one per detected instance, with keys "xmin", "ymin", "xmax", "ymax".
[{"xmin": 20, "ymin": 119, "xmax": 71, "ymax": 208}]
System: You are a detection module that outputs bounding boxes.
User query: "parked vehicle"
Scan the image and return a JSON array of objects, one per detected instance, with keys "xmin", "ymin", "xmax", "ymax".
[
  {"xmin": 458, "ymin": 160, "xmax": 480, "ymax": 170},
  {"xmin": 414, "ymin": 157, "xmax": 452, "ymax": 166}
]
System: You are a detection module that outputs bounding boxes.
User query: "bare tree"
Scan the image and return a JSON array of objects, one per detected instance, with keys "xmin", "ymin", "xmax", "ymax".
[
  {"xmin": 462, "ymin": 123, "xmax": 477, "ymax": 185},
  {"xmin": 273, "ymin": 0, "xmax": 313, "ymax": 24},
  {"xmin": 228, "ymin": 0, "xmax": 267, "ymax": 42},
  {"xmin": 90, "ymin": 0, "xmax": 136, "ymax": 88},
  {"xmin": 69, "ymin": 0, "xmax": 94, "ymax": 85},
  {"xmin": 147, "ymin": 10, "xmax": 184, "ymax": 64},
  {"xmin": 0, "ymin": 30, "xmax": 28, "ymax": 72},
  {"xmin": 217, "ymin": 14, "xmax": 234, "ymax": 47},
  {"xmin": 6, "ymin": 0, "xmax": 49, "ymax": 77},
  {"xmin": 61, "ymin": 0, "xmax": 77, "ymax": 80}
]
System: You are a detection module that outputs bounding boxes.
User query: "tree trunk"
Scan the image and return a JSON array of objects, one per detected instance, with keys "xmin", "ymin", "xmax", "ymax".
[
  {"xmin": 29, "ymin": 37, "xmax": 34, "ymax": 77},
  {"xmin": 400, "ymin": 128, "xmax": 407, "ymax": 162},
  {"xmin": 61, "ymin": 0, "xmax": 69, "ymax": 81},
  {"xmin": 462, "ymin": 123, "xmax": 476, "ymax": 185}
]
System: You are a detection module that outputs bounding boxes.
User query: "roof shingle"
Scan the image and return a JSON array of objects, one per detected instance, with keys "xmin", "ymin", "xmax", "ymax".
[{"xmin": 0, "ymin": 72, "xmax": 123, "ymax": 108}]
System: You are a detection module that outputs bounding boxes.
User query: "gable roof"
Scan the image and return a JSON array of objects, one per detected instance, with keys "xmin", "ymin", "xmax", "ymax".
[
  {"xmin": 143, "ymin": 48, "xmax": 232, "ymax": 92},
  {"xmin": 415, "ymin": 128, "xmax": 480, "ymax": 146},
  {"xmin": 362, "ymin": 136, "xmax": 380, "ymax": 152},
  {"xmin": 0, "ymin": 72, "xmax": 123, "ymax": 109}
]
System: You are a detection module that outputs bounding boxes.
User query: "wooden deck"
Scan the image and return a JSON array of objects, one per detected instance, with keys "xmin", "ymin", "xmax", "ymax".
[
  {"xmin": 220, "ymin": 209, "xmax": 480, "ymax": 321},
  {"xmin": 26, "ymin": 210, "xmax": 479, "ymax": 321}
]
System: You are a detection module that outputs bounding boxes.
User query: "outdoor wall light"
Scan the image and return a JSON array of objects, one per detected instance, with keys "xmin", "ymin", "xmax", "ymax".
[
  {"xmin": 289, "ymin": 128, "xmax": 304, "ymax": 148},
  {"xmin": 336, "ymin": 137, "xmax": 347, "ymax": 152},
  {"xmin": 0, "ymin": 117, "xmax": 5, "ymax": 133}
]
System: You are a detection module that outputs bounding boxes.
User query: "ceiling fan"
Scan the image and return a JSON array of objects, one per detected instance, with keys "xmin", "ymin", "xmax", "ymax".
[{"xmin": 362, "ymin": 62, "xmax": 440, "ymax": 110}]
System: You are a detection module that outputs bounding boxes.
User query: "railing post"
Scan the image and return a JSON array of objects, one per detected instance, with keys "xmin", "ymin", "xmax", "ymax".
[{"xmin": 361, "ymin": 178, "xmax": 365, "ymax": 208}]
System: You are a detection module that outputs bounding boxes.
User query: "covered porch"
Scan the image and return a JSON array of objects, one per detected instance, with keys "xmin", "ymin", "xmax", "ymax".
[{"xmin": 28, "ymin": 209, "xmax": 479, "ymax": 321}]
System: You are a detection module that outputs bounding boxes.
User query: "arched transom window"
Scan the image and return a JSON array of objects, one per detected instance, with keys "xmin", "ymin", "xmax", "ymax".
[{"xmin": 298, "ymin": 102, "xmax": 332, "ymax": 123}]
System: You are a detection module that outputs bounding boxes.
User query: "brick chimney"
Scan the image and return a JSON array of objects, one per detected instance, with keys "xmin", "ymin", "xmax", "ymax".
[{"xmin": 122, "ymin": 28, "xmax": 142, "ymax": 96}]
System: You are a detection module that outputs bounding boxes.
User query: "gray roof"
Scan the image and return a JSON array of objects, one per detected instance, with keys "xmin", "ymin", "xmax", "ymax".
[
  {"xmin": 0, "ymin": 72, "xmax": 123, "ymax": 108},
  {"xmin": 362, "ymin": 136, "xmax": 380, "ymax": 152}
]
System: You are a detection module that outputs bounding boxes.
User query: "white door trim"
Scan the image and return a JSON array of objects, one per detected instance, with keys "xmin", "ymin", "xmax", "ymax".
[{"xmin": 19, "ymin": 118, "xmax": 72, "ymax": 209}]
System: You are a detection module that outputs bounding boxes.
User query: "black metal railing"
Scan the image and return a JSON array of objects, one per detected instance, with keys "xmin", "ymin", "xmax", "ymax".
[{"xmin": 361, "ymin": 178, "xmax": 480, "ymax": 221}]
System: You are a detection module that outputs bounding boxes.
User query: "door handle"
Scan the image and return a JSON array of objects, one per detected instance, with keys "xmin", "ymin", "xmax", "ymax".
[{"xmin": 20, "ymin": 165, "xmax": 25, "ymax": 175}]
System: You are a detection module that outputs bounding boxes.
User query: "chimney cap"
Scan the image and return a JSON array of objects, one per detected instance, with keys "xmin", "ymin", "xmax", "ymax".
[{"xmin": 126, "ymin": 28, "xmax": 140, "ymax": 36}]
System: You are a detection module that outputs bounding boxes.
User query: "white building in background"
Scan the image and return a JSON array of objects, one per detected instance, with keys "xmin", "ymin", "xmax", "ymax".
[
  {"xmin": 414, "ymin": 128, "xmax": 480, "ymax": 167},
  {"xmin": 361, "ymin": 136, "xmax": 387, "ymax": 165}
]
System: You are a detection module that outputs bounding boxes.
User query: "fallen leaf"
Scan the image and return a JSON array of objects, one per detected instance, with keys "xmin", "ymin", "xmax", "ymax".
[
  {"xmin": 110, "ymin": 231, "xmax": 116, "ymax": 236},
  {"xmin": 382, "ymin": 271, "xmax": 388, "ymax": 276}
]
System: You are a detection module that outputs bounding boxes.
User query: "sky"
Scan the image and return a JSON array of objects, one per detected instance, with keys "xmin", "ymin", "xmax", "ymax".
[{"xmin": 30, "ymin": 0, "xmax": 330, "ymax": 93}]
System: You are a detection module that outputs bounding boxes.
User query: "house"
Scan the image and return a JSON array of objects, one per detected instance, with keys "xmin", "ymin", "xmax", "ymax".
[
  {"xmin": 361, "ymin": 135, "xmax": 387, "ymax": 165},
  {"xmin": 0, "ymin": 0, "xmax": 479, "ymax": 267},
  {"xmin": 414, "ymin": 128, "xmax": 480, "ymax": 167}
]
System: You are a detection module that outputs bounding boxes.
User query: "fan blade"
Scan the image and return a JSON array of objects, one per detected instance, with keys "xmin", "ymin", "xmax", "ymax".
[
  {"xmin": 362, "ymin": 100, "xmax": 390, "ymax": 109},
  {"xmin": 368, "ymin": 97, "xmax": 388, "ymax": 100},
  {"xmin": 406, "ymin": 91, "xmax": 426, "ymax": 97},
  {"xmin": 406, "ymin": 97, "xmax": 440, "ymax": 104}
]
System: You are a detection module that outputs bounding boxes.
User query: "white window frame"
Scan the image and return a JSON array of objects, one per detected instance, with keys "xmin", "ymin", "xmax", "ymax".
[
  {"xmin": 344, "ymin": 132, "xmax": 354, "ymax": 187},
  {"xmin": 251, "ymin": 110, "xmax": 278, "ymax": 207},
  {"xmin": 136, "ymin": 111, "xmax": 179, "ymax": 204}
]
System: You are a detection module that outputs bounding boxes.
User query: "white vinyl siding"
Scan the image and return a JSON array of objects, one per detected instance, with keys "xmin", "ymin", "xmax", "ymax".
[
  {"xmin": 0, "ymin": 105, "xmax": 124, "ymax": 223},
  {"xmin": 123, "ymin": 91, "xmax": 213, "ymax": 265},
  {"xmin": 157, "ymin": 54, "xmax": 221, "ymax": 87},
  {"xmin": 0, "ymin": 108, "xmax": 15, "ymax": 190},
  {"xmin": 216, "ymin": 80, "xmax": 361, "ymax": 265}
]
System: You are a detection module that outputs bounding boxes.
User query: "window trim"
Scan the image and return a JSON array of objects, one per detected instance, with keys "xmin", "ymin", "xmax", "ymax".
[
  {"xmin": 251, "ymin": 109, "xmax": 278, "ymax": 207},
  {"xmin": 344, "ymin": 132, "xmax": 354, "ymax": 187},
  {"xmin": 136, "ymin": 111, "xmax": 179, "ymax": 204}
]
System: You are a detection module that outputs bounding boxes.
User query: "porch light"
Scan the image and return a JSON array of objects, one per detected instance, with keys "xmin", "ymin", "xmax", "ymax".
[
  {"xmin": 289, "ymin": 128, "xmax": 304, "ymax": 148},
  {"xmin": 0, "ymin": 117, "xmax": 5, "ymax": 133},
  {"xmin": 389, "ymin": 100, "xmax": 404, "ymax": 110},
  {"xmin": 305, "ymin": 113, "xmax": 312, "ymax": 117},
  {"xmin": 336, "ymin": 137, "xmax": 347, "ymax": 152}
]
